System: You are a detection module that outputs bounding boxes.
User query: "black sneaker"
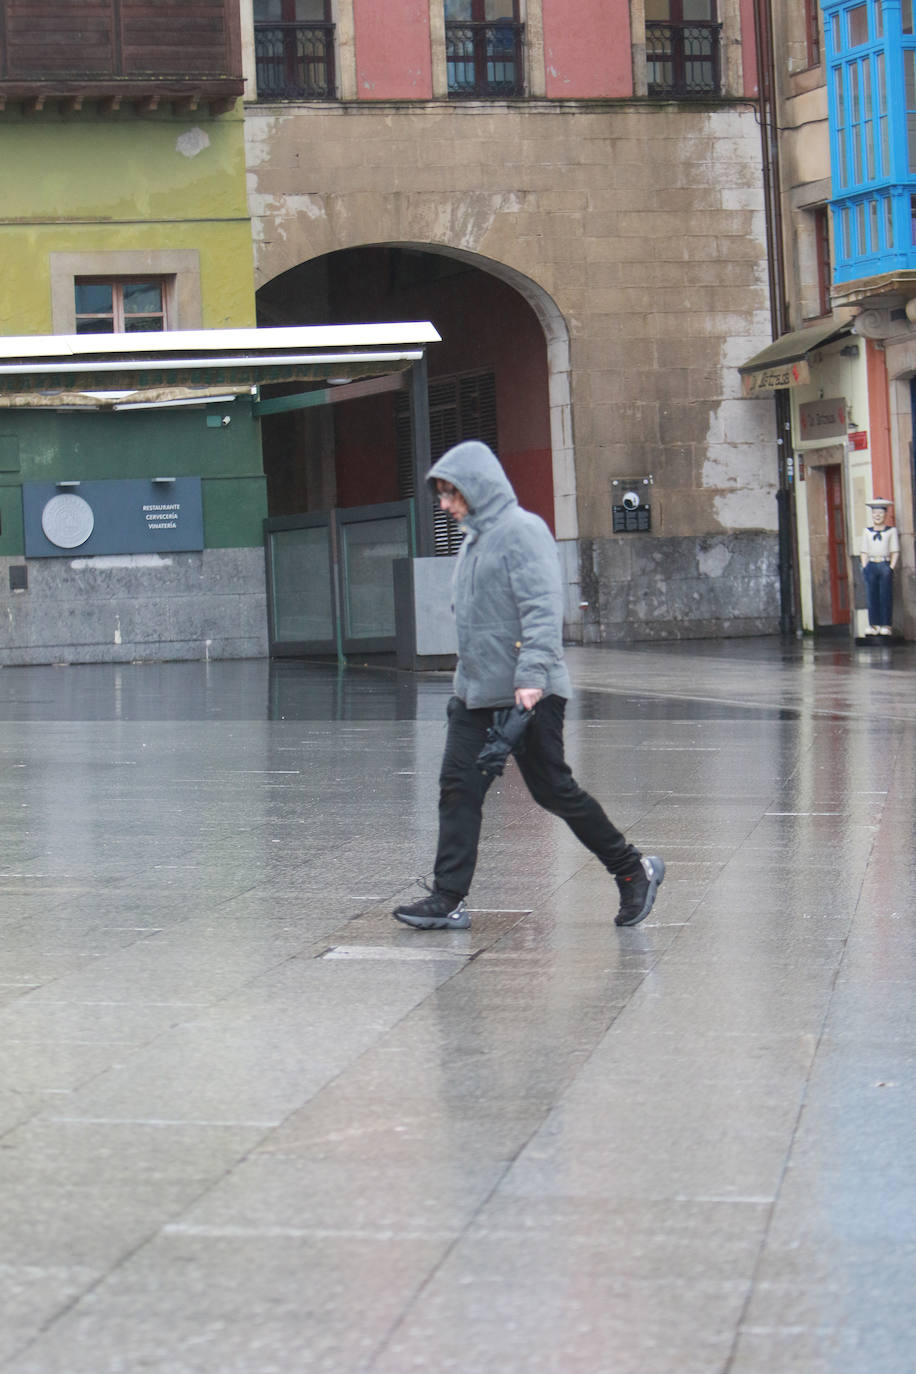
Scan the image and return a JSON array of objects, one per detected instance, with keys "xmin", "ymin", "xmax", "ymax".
[
  {"xmin": 615, "ymin": 855, "xmax": 665, "ymax": 927},
  {"xmin": 393, "ymin": 891, "xmax": 470, "ymax": 930}
]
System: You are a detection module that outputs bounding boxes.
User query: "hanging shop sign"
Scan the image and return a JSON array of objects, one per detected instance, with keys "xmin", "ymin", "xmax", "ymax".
[
  {"xmin": 741, "ymin": 358, "xmax": 810, "ymax": 395},
  {"xmin": 798, "ymin": 397, "xmax": 847, "ymax": 442}
]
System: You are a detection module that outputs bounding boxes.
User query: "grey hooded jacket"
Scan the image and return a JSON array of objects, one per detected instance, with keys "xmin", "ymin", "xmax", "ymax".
[{"xmin": 427, "ymin": 440, "xmax": 572, "ymax": 709}]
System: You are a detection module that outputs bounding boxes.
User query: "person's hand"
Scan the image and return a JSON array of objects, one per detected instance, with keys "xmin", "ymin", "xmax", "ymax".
[{"xmin": 515, "ymin": 687, "xmax": 543, "ymax": 711}]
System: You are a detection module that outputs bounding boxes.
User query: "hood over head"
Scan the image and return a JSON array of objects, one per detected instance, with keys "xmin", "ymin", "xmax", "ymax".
[{"xmin": 427, "ymin": 440, "xmax": 517, "ymax": 532}]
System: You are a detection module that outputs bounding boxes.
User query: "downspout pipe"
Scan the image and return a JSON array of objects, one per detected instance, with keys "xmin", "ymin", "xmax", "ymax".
[{"xmin": 753, "ymin": 0, "xmax": 800, "ymax": 636}]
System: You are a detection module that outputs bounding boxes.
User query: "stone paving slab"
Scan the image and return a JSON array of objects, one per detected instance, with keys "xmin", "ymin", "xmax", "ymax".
[{"xmin": 0, "ymin": 639, "xmax": 915, "ymax": 1372}]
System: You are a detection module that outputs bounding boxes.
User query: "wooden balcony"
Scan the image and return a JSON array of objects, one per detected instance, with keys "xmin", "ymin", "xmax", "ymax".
[{"xmin": 0, "ymin": 0, "xmax": 244, "ymax": 116}]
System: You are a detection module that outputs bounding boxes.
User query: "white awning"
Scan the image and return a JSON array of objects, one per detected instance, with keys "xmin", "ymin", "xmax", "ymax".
[{"xmin": 0, "ymin": 323, "xmax": 441, "ymax": 401}]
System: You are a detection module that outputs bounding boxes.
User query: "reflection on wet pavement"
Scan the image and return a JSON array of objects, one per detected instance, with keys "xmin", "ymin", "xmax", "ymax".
[{"xmin": 0, "ymin": 638, "xmax": 914, "ymax": 1372}]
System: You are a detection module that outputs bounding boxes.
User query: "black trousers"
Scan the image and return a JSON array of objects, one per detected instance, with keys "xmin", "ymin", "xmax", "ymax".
[{"xmin": 433, "ymin": 694, "xmax": 639, "ymax": 899}]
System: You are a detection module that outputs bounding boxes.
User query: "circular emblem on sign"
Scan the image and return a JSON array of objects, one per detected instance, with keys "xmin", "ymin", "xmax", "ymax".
[{"xmin": 41, "ymin": 494, "xmax": 95, "ymax": 549}]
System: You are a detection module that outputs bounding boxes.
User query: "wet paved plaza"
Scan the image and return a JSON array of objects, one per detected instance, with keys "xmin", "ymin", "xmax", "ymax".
[{"xmin": 1, "ymin": 637, "xmax": 915, "ymax": 1373}]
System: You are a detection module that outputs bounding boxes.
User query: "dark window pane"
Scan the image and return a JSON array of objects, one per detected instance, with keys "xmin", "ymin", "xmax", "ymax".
[
  {"xmin": 75, "ymin": 283, "xmax": 112, "ymax": 314},
  {"xmin": 75, "ymin": 319, "xmax": 115, "ymax": 334},
  {"xmin": 848, "ymin": 4, "xmax": 868, "ymax": 45},
  {"xmin": 124, "ymin": 317, "xmax": 165, "ymax": 333},
  {"xmin": 254, "ymin": 9, "xmax": 335, "ymax": 99},
  {"xmin": 646, "ymin": 17, "xmax": 720, "ymax": 96}
]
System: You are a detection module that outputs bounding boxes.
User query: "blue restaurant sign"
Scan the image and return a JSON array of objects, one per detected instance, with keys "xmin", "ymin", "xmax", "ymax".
[{"xmin": 22, "ymin": 477, "xmax": 204, "ymax": 558}]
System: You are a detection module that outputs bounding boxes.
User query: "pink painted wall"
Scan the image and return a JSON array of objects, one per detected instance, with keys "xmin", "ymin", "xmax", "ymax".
[
  {"xmin": 542, "ymin": 0, "xmax": 632, "ymax": 98},
  {"xmin": 353, "ymin": 0, "xmax": 433, "ymax": 100},
  {"xmin": 740, "ymin": 0, "xmax": 759, "ymax": 96}
]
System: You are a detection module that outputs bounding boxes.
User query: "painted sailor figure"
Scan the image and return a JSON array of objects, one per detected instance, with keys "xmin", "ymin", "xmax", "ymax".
[{"xmin": 859, "ymin": 498, "xmax": 899, "ymax": 636}]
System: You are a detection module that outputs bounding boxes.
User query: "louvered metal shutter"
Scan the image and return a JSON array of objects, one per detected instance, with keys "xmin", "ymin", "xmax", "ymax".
[{"xmin": 397, "ymin": 371, "xmax": 497, "ymax": 556}]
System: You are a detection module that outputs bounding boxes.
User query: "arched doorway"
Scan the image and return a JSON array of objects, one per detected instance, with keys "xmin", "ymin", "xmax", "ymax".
[{"xmin": 256, "ymin": 243, "xmax": 575, "ymax": 538}]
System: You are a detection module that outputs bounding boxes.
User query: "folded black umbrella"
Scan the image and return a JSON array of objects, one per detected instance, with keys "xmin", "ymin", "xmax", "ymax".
[{"xmin": 476, "ymin": 705, "xmax": 533, "ymax": 776}]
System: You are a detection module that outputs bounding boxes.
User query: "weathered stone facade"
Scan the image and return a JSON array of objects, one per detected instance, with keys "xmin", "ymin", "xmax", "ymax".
[
  {"xmin": 246, "ymin": 96, "xmax": 777, "ymax": 639},
  {"xmin": 578, "ymin": 532, "xmax": 780, "ymax": 640},
  {"xmin": 0, "ymin": 550, "xmax": 268, "ymax": 666}
]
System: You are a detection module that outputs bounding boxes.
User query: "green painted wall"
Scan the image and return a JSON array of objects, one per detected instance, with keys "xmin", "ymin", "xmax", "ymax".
[
  {"xmin": 203, "ymin": 475, "xmax": 270, "ymax": 548},
  {"xmin": 0, "ymin": 106, "xmax": 265, "ymax": 559},
  {"xmin": 0, "ymin": 399, "xmax": 267, "ymax": 556},
  {"xmin": 0, "ymin": 109, "xmax": 255, "ymax": 334},
  {"xmin": 0, "ymin": 484, "xmax": 24, "ymax": 559}
]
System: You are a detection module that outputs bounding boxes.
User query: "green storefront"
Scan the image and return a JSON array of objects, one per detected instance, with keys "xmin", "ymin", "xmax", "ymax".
[{"xmin": 0, "ymin": 326, "xmax": 439, "ymax": 665}]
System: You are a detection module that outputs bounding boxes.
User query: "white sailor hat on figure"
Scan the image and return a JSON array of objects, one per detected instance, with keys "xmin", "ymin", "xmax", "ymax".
[{"xmin": 865, "ymin": 498, "xmax": 892, "ymax": 510}]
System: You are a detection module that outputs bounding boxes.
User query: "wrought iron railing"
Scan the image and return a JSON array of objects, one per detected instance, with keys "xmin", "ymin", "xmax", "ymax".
[
  {"xmin": 445, "ymin": 20, "xmax": 524, "ymax": 98},
  {"xmin": 255, "ymin": 22, "xmax": 335, "ymax": 100},
  {"xmin": 646, "ymin": 21, "xmax": 721, "ymax": 97}
]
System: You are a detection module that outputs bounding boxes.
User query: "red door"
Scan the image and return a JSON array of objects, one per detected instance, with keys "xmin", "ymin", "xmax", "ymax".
[{"xmin": 825, "ymin": 465, "xmax": 850, "ymax": 624}]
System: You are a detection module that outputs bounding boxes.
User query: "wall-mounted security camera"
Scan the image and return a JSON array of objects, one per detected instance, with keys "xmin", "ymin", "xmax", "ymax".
[{"xmin": 612, "ymin": 475, "xmax": 653, "ymax": 533}]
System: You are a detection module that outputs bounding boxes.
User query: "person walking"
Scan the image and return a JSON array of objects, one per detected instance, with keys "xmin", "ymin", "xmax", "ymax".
[{"xmin": 393, "ymin": 440, "xmax": 664, "ymax": 932}]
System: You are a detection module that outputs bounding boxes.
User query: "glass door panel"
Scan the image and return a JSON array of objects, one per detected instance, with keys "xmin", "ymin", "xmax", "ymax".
[
  {"xmin": 265, "ymin": 502, "xmax": 414, "ymax": 657},
  {"xmin": 339, "ymin": 513, "xmax": 409, "ymax": 643},
  {"xmin": 267, "ymin": 521, "xmax": 334, "ymax": 647}
]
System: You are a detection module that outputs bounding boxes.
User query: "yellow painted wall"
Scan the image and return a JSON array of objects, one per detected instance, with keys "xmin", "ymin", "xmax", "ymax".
[{"xmin": 0, "ymin": 110, "xmax": 255, "ymax": 334}]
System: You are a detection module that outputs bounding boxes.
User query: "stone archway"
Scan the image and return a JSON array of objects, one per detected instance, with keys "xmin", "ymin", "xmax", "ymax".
[
  {"xmin": 256, "ymin": 241, "xmax": 577, "ymax": 542},
  {"xmin": 393, "ymin": 242, "xmax": 576, "ymax": 541}
]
